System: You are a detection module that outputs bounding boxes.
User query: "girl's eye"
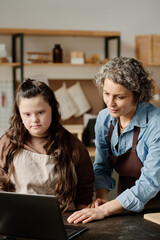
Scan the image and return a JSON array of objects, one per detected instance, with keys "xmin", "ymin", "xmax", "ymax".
[{"xmin": 38, "ymin": 111, "xmax": 44, "ymax": 114}]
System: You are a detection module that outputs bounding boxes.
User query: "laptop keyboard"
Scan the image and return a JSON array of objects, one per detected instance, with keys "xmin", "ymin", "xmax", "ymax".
[
  {"xmin": 0, "ymin": 236, "xmax": 16, "ymax": 240},
  {"xmin": 0, "ymin": 227, "xmax": 86, "ymax": 240},
  {"xmin": 65, "ymin": 226, "xmax": 80, "ymax": 238},
  {"xmin": 65, "ymin": 225, "xmax": 87, "ymax": 240}
]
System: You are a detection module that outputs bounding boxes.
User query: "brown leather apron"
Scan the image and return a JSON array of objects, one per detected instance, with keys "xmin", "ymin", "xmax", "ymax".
[
  {"xmin": 108, "ymin": 124, "xmax": 142, "ymax": 194},
  {"xmin": 108, "ymin": 123, "xmax": 160, "ymax": 207}
]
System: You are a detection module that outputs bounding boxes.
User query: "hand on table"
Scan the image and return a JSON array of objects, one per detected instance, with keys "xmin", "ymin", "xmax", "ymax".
[
  {"xmin": 67, "ymin": 205, "xmax": 106, "ymax": 224},
  {"xmin": 67, "ymin": 199, "xmax": 123, "ymax": 224}
]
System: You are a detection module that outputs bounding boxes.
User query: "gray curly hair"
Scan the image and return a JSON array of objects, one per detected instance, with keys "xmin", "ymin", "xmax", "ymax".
[{"xmin": 94, "ymin": 56, "xmax": 155, "ymax": 102}]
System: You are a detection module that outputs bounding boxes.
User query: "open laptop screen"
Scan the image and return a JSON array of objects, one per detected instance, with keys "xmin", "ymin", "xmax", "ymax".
[{"xmin": 0, "ymin": 192, "xmax": 87, "ymax": 240}]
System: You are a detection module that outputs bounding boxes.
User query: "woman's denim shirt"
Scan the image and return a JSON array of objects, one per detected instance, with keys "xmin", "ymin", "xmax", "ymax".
[{"xmin": 94, "ymin": 102, "xmax": 160, "ymax": 212}]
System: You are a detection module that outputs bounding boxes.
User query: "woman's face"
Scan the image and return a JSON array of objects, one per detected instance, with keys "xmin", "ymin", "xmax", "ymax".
[
  {"xmin": 18, "ymin": 95, "xmax": 52, "ymax": 137},
  {"xmin": 103, "ymin": 78, "xmax": 137, "ymax": 120}
]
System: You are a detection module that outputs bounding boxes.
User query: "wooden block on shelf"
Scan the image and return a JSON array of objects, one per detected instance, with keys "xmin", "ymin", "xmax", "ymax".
[
  {"xmin": 144, "ymin": 212, "xmax": 160, "ymax": 225},
  {"xmin": 135, "ymin": 34, "xmax": 160, "ymax": 65}
]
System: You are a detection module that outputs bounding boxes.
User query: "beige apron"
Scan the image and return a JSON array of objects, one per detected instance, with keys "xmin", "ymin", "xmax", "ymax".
[{"xmin": 10, "ymin": 149, "xmax": 58, "ymax": 195}]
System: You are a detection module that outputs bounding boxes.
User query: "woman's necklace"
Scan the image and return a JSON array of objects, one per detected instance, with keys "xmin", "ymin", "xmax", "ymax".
[
  {"xmin": 118, "ymin": 118, "xmax": 126, "ymax": 134},
  {"xmin": 119, "ymin": 125, "xmax": 124, "ymax": 134}
]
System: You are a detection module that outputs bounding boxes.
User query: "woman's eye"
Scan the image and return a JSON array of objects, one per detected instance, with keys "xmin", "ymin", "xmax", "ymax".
[{"xmin": 117, "ymin": 96, "xmax": 125, "ymax": 99}]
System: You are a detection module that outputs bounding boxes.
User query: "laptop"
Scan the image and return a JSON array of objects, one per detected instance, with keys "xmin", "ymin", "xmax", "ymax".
[{"xmin": 0, "ymin": 192, "xmax": 87, "ymax": 240}]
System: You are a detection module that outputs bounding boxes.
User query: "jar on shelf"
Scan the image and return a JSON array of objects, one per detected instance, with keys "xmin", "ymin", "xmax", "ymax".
[{"xmin": 52, "ymin": 44, "xmax": 63, "ymax": 63}]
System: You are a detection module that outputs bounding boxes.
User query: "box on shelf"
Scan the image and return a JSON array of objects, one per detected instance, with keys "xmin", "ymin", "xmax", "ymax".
[
  {"xmin": 135, "ymin": 34, "xmax": 160, "ymax": 65},
  {"xmin": 70, "ymin": 51, "xmax": 85, "ymax": 64}
]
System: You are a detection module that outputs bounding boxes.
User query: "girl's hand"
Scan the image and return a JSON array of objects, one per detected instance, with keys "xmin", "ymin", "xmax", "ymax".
[
  {"xmin": 87, "ymin": 198, "xmax": 107, "ymax": 208},
  {"xmin": 67, "ymin": 206, "xmax": 106, "ymax": 224}
]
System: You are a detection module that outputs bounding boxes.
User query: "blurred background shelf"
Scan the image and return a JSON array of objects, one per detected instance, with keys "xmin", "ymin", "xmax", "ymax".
[
  {"xmin": 24, "ymin": 63, "xmax": 103, "ymax": 66},
  {"xmin": 0, "ymin": 62, "xmax": 20, "ymax": 66}
]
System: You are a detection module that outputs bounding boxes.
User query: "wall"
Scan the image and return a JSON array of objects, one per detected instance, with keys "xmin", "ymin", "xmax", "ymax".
[{"xmin": 1, "ymin": 0, "xmax": 160, "ymax": 55}]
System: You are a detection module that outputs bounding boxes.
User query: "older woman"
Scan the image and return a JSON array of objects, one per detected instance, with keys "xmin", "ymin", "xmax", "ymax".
[{"xmin": 68, "ymin": 56, "xmax": 160, "ymax": 223}]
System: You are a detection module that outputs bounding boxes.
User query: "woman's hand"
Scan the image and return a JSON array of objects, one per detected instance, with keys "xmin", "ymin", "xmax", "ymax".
[
  {"xmin": 67, "ymin": 199, "xmax": 124, "ymax": 224},
  {"xmin": 67, "ymin": 205, "xmax": 106, "ymax": 224},
  {"xmin": 87, "ymin": 198, "xmax": 107, "ymax": 208}
]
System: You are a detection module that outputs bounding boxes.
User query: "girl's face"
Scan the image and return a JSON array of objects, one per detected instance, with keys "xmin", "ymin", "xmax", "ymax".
[
  {"xmin": 103, "ymin": 78, "xmax": 137, "ymax": 120},
  {"xmin": 18, "ymin": 95, "xmax": 52, "ymax": 137}
]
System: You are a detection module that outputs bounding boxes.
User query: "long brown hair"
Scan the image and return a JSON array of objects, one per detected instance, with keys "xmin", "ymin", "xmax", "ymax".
[{"xmin": 3, "ymin": 79, "xmax": 78, "ymax": 211}]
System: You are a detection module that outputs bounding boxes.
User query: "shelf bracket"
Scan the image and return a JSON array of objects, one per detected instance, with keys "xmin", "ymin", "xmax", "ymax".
[
  {"xmin": 12, "ymin": 33, "xmax": 24, "ymax": 96},
  {"xmin": 105, "ymin": 36, "xmax": 121, "ymax": 58}
]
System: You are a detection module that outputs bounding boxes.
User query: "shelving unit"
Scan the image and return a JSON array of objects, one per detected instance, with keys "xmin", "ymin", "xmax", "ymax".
[
  {"xmin": 0, "ymin": 62, "xmax": 21, "ymax": 66},
  {"xmin": 0, "ymin": 28, "xmax": 121, "ymax": 93},
  {"xmin": 0, "ymin": 28, "xmax": 121, "ymax": 149},
  {"xmin": 0, "ymin": 28, "xmax": 121, "ymax": 37}
]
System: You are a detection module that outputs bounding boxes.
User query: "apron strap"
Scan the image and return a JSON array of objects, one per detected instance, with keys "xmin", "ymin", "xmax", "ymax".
[
  {"xmin": 132, "ymin": 127, "xmax": 140, "ymax": 151},
  {"xmin": 108, "ymin": 123, "xmax": 114, "ymax": 145}
]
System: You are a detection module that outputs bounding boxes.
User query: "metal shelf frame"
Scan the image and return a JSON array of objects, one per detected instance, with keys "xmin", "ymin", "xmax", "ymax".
[
  {"xmin": 105, "ymin": 36, "xmax": 121, "ymax": 58},
  {"xmin": 12, "ymin": 33, "xmax": 24, "ymax": 95}
]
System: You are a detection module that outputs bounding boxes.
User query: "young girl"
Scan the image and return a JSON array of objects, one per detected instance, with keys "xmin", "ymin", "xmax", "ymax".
[{"xmin": 0, "ymin": 78, "xmax": 94, "ymax": 211}]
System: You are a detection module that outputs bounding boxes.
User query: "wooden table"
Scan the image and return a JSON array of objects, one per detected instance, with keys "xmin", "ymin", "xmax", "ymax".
[{"xmin": 63, "ymin": 208, "xmax": 160, "ymax": 240}]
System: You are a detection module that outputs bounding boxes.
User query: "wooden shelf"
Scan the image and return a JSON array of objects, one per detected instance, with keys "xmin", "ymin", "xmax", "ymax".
[
  {"xmin": 0, "ymin": 28, "xmax": 120, "ymax": 38},
  {"xmin": 24, "ymin": 62, "xmax": 102, "ymax": 66},
  {"xmin": 0, "ymin": 62, "xmax": 21, "ymax": 66}
]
